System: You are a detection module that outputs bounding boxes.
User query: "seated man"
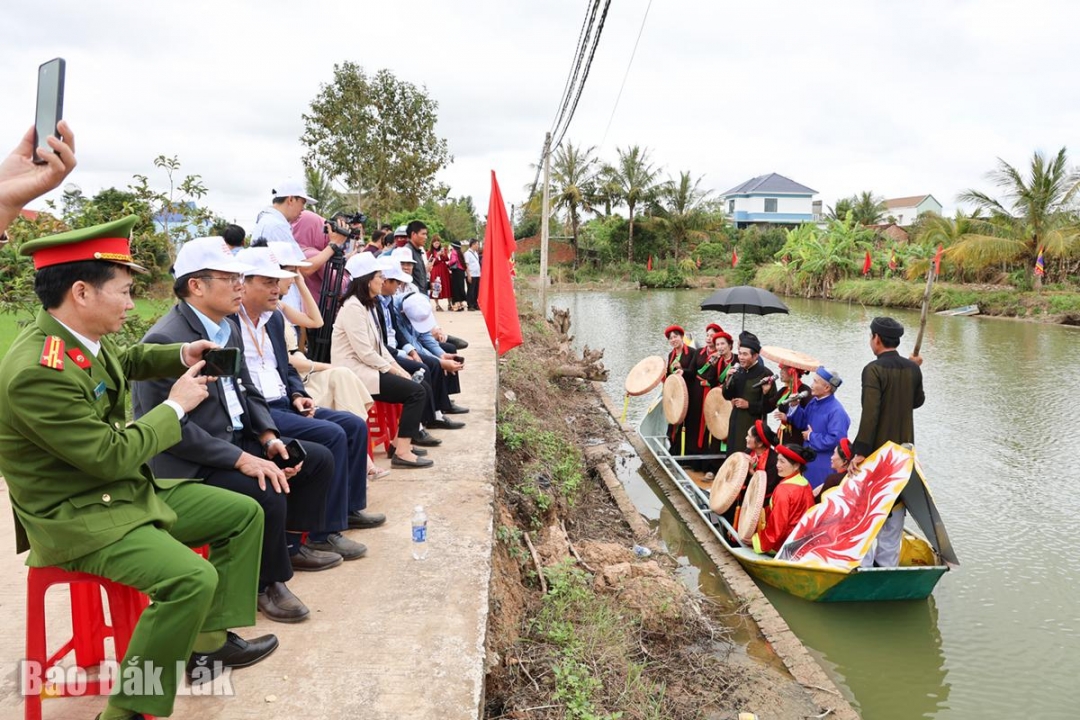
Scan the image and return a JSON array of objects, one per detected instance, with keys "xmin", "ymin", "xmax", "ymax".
[
  {"xmin": 133, "ymin": 237, "xmax": 338, "ymax": 626},
  {"xmin": 0, "ymin": 217, "xmax": 275, "ymax": 720},
  {"xmin": 234, "ymin": 246, "xmax": 384, "ymax": 550}
]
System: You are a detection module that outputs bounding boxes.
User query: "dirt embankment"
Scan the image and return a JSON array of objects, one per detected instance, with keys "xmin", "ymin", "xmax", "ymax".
[{"xmin": 484, "ymin": 308, "xmax": 828, "ymax": 720}]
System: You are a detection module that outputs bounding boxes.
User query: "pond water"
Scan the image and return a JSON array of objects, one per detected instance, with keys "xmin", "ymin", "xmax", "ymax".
[{"xmin": 549, "ymin": 288, "xmax": 1080, "ymax": 720}]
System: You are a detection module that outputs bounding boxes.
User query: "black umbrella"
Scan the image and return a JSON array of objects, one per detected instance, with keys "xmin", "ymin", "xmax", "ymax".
[{"xmin": 699, "ymin": 285, "xmax": 789, "ymax": 330}]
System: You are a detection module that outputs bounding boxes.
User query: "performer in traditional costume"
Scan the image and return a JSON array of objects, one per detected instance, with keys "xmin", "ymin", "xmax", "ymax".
[
  {"xmin": 724, "ymin": 420, "xmax": 779, "ymax": 528},
  {"xmin": 751, "ymin": 443, "xmax": 816, "ymax": 555},
  {"xmin": 697, "ymin": 330, "xmax": 736, "ymax": 458},
  {"xmin": 818, "ymin": 438, "xmax": 854, "ymax": 500},
  {"xmin": 664, "ymin": 325, "xmax": 692, "ymax": 454},
  {"xmin": 685, "ymin": 324, "xmax": 725, "ymax": 465},
  {"xmin": 721, "ymin": 331, "xmax": 777, "ymax": 455},
  {"xmin": 778, "ymin": 365, "xmax": 851, "ymax": 492},
  {"xmin": 773, "ymin": 364, "xmax": 810, "ymax": 445}
]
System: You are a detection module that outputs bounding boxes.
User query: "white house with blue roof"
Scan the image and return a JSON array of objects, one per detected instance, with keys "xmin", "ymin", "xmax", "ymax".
[{"xmin": 720, "ymin": 173, "xmax": 817, "ymax": 228}]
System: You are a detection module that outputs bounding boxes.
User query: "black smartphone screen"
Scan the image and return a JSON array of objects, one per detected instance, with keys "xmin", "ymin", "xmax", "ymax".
[
  {"xmin": 201, "ymin": 348, "xmax": 241, "ymax": 377},
  {"xmin": 33, "ymin": 58, "xmax": 65, "ymax": 164},
  {"xmin": 273, "ymin": 440, "xmax": 306, "ymax": 469}
]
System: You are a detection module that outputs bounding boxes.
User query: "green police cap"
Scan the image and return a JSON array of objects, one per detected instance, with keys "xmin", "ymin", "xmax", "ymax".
[{"xmin": 19, "ymin": 216, "xmax": 147, "ymax": 274}]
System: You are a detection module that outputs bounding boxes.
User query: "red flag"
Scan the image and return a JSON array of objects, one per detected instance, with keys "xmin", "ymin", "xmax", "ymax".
[
  {"xmin": 862, "ymin": 250, "xmax": 872, "ymax": 275},
  {"xmin": 647, "ymin": 254, "xmax": 653, "ymax": 271},
  {"xmin": 932, "ymin": 244, "xmax": 943, "ymax": 276},
  {"xmin": 731, "ymin": 247, "xmax": 739, "ymax": 268},
  {"xmin": 888, "ymin": 250, "xmax": 897, "ymax": 271},
  {"xmin": 478, "ymin": 171, "xmax": 523, "ymax": 356}
]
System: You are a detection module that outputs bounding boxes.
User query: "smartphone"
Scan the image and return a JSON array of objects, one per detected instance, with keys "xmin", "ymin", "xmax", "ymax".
[
  {"xmin": 454, "ymin": 355, "xmax": 465, "ymax": 365},
  {"xmin": 33, "ymin": 58, "xmax": 66, "ymax": 165},
  {"xmin": 272, "ymin": 439, "xmax": 307, "ymax": 469},
  {"xmin": 200, "ymin": 347, "xmax": 241, "ymax": 377}
]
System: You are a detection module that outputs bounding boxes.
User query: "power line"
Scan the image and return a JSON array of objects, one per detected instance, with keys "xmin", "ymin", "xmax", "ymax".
[
  {"xmin": 600, "ymin": 0, "xmax": 653, "ymax": 149},
  {"xmin": 530, "ymin": 0, "xmax": 614, "ymax": 198},
  {"xmin": 552, "ymin": 0, "xmax": 613, "ymax": 153}
]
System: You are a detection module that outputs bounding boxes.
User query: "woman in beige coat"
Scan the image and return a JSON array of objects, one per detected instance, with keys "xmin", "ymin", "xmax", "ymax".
[{"xmin": 331, "ymin": 254, "xmax": 432, "ymax": 468}]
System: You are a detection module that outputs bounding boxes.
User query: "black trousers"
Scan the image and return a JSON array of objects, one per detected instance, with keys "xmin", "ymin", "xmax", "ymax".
[
  {"xmin": 467, "ymin": 275, "xmax": 480, "ymax": 308},
  {"xmin": 450, "ymin": 267, "xmax": 467, "ymax": 304},
  {"xmin": 201, "ymin": 436, "xmax": 334, "ymax": 591},
  {"xmin": 372, "ymin": 372, "xmax": 428, "ymax": 439},
  {"xmin": 399, "ymin": 353, "xmax": 460, "ymax": 413}
]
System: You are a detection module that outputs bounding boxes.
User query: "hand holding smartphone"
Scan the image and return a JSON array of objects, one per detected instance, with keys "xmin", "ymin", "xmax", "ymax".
[
  {"xmin": 272, "ymin": 439, "xmax": 307, "ymax": 469},
  {"xmin": 33, "ymin": 59, "xmax": 66, "ymax": 165},
  {"xmin": 200, "ymin": 348, "xmax": 241, "ymax": 377}
]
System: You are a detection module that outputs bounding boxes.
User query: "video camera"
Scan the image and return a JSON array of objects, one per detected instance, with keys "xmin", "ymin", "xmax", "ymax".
[{"xmin": 324, "ymin": 211, "xmax": 367, "ymax": 241}]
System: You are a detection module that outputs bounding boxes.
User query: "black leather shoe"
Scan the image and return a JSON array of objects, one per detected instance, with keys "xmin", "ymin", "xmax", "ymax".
[
  {"xmin": 391, "ymin": 455, "xmax": 434, "ymax": 468},
  {"xmin": 412, "ymin": 430, "xmax": 443, "ymax": 447},
  {"xmin": 443, "ymin": 402, "xmax": 470, "ymax": 414},
  {"xmin": 348, "ymin": 510, "xmax": 387, "ymax": 529},
  {"xmin": 446, "ymin": 334, "xmax": 469, "ymax": 349},
  {"xmin": 388, "ymin": 444, "xmax": 427, "ymax": 459},
  {"xmin": 427, "ymin": 417, "xmax": 465, "ymax": 430},
  {"xmin": 305, "ymin": 533, "xmax": 367, "ymax": 560},
  {"xmin": 289, "ymin": 544, "xmax": 343, "ymax": 572},
  {"xmin": 186, "ymin": 631, "xmax": 279, "ymax": 684},
  {"xmin": 258, "ymin": 582, "xmax": 310, "ymax": 623}
]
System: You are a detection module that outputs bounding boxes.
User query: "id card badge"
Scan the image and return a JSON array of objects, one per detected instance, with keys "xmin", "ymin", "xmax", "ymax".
[
  {"xmin": 255, "ymin": 369, "xmax": 286, "ymax": 402},
  {"xmin": 223, "ymin": 378, "xmax": 245, "ymax": 419}
]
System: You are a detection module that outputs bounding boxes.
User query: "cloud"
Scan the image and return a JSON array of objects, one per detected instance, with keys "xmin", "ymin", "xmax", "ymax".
[{"xmin": 4, "ymin": 0, "xmax": 1079, "ymax": 230}]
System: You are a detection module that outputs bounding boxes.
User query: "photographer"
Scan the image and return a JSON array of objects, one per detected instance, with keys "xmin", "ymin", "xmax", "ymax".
[{"xmin": 291, "ymin": 209, "xmax": 349, "ymax": 305}]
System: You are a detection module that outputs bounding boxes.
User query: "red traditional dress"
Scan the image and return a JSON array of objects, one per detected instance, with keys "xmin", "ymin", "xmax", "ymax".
[{"xmin": 751, "ymin": 472, "xmax": 814, "ymax": 554}]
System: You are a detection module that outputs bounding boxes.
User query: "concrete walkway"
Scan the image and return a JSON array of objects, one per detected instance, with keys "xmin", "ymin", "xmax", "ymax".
[{"xmin": 0, "ymin": 310, "xmax": 495, "ymax": 720}]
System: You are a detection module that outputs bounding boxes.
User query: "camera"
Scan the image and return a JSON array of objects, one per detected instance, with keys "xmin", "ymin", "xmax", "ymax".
[{"xmin": 324, "ymin": 211, "xmax": 367, "ymax": 241}]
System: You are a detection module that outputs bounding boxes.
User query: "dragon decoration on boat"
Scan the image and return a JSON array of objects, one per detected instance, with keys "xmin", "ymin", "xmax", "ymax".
[{"xmin": 777, "ymin": 442, "xmax": 913, "ymax": 569}]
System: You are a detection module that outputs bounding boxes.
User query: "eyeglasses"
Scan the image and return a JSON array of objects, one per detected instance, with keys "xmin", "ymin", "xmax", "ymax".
[{"xmin": 197, "ymin": 274, "xmax": 243, "ymax": 286}]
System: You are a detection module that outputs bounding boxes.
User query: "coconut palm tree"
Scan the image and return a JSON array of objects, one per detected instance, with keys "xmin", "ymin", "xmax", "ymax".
[
  {"xmin": 605, "ymin": 145, "xmax": 661, "ymax": 262},
  {"xmin": 304, "ymin": 166, "xmax": 350, "ymax": 218},
  {"xmin": 551, "ymin": 142, "xmax": 597, "ymax": 268},
  {"xmin": 652, "ymin": 171, "xmax": 716, "ymax": 261},
  {"xmin": 957, "ymin": 147, "xmax": 1080, "ymax": 288},
  {"xmin": 851, "ymin": 191, "xmax": 887, "ymax": 226}
]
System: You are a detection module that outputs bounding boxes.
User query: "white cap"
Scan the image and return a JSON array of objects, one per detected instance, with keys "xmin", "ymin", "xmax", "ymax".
[
  {"xmin": 382, "ymin": 261, "xmax": 411, "ymax": 283},
  {"xmin": 390, "ymin": 246, "xmax": 415, "ymax": 265},
  {"xmin": 394, "ymin": 225, "xmax": 408, "ymax": 238},
  {"xmin": 402, "ymin": 292, "xmax": 437, "ymax": 333},
  {"xmin": 268, "ymin": 241, "xmax": 312, "ymax": 268},
  {"xmin": 174, "ymin": 237, "xmax": 253, "ymax": 277},
  {"xmin": 235, "ymin": 247, "xmax": 297, "ymax": 279},
  {"xmin": 271, "ymin": 179, "xmax": 316, "ymax": 205},
  {"xmin": 345, "ymin": 252, "xmax": 390, "ymax": 279}
]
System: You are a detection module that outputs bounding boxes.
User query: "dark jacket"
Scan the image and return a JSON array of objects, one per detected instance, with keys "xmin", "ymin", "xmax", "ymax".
[
  {"xmin": 852, "ymin": 350, "xmax": 925, "ymax": 457},
  {"xmin": 722, "ymin": 358, "xmax": 777, "ymax": 455},
  {"xmin": 133, "ymin": 302, "xmax": 278, "ymax": 479},
  {"xmin": 409, "ymin": 242, "xmax": 429, "ymax": 293}
]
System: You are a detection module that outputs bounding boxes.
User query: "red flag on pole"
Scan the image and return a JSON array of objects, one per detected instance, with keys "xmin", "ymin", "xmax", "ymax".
[
  {"xmin": 888, "ymin": 250, "xmax": 897, "ymax": 271},
  {"xmin": 731, "ymin": 247, "xmax": 739, "ymax": 268},
  {"xmin": 932, "ymin": 244, "xmax": 943, "ymax": 276},
  {"xmin": 862, "ymin": 250, "xmax": 872, "ymax": 275},
  {"xmin": 646, "ymin": 254, "xmax": 652, "ymax": 271},
  {"xmin": 478, "ymin": 171, "xmax": 523, "ymax": 356}
]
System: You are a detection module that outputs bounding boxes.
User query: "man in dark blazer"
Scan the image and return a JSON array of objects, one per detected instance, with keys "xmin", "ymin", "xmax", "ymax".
[
  {"xmin": 132, "ymin": 237, "xmax": 338, "ymax": 625},
  {"xmin": 233, "ymin": 247, "xmax": 385, "ymax": 554}
]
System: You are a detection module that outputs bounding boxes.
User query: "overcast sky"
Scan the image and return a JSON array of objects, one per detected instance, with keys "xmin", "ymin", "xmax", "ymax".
[{"xmin": 4, "ymin": 0, "xmax": 1079, "ymax": 229}]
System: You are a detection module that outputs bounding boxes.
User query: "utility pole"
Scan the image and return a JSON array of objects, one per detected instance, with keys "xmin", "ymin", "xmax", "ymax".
[{"xmin": 539, "ymin": 132, "xmax": 552, "ymax": 319}]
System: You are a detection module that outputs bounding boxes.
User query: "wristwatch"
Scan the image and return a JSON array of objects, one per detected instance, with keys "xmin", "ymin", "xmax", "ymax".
[{"xmin": 263, "ymin": 437, "xmax": 283, "ymax": 450}]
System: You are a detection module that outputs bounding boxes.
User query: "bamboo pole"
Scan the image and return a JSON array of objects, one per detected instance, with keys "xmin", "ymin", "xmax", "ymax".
[{"xmin": 912, "ymin": 266, "xmax": 935, "ymax": 357}]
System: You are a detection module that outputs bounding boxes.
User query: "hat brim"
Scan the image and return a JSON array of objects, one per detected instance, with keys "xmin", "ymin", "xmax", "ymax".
[
  {"xmin": 118, "ymin": 260, "xmax": 150, "ymax": 275},
  {"xmin": 246, "ymin": 268, "xmax": 298, "ymax": 279}
]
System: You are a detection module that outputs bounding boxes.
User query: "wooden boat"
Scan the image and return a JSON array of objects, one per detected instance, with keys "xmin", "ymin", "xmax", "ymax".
[
  {"xmin": 936, "ymin": 304, "xmax": 980, "ymax": 316},
  {"xmin": 637, "ymin": 400, "xmax": 958, "ymax": 602}
]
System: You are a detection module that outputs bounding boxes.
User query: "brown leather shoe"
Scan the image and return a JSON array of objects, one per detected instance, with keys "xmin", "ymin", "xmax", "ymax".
[
  {"xmin": 257, "ymin": 582, "xmax": 310, "ymax": 623},
  {"xmin": 289, "ymin": 544, "xmax": 343, "ymax": 572}
]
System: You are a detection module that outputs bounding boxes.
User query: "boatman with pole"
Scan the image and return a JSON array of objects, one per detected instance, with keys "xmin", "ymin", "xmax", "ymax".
[{"xmin": 851, "ymin": 316, "xmax": 925, "ymax": 567}]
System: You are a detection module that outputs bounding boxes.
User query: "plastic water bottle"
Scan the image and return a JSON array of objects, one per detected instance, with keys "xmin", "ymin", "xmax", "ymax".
[
  {"xmin": 411, "ymin": 367, "xmax": 426, "ymax": 384},
  {"xmin": 432, "ymin": 276, "xmax": 442, "ymax": 298},
  {"xmin": 412, "ymin": 505, "xmax": 428, "ymax": 560}
]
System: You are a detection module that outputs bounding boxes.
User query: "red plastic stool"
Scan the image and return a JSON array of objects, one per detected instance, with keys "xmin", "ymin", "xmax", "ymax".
[
  {"xmin": 367, "ymin": 401, "xmax": 402, "ymax": 456},
  {"xmin": 24, "ymin": 566, "xmax": 151, "ymax": 720}
]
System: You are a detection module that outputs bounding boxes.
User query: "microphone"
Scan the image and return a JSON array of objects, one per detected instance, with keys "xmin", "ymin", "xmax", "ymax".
[
  {"xmin": 777, "ymin": 390, "xmax": 812, "ymax": 408},
  {"xmin": 752, "ymin": 373, "xmax": 776, "ymax": 388}
]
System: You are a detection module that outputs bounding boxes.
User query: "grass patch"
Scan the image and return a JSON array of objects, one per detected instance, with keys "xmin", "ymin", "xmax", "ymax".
[{"xmin": 0, "ymin": 298, "xmax": 172, "ymax": 358}]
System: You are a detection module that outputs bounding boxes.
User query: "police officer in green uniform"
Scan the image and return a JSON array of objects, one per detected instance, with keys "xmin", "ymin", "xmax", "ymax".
[{"xmin": 0, "ymin": 217, "xmax": 277, "ymax": 720}]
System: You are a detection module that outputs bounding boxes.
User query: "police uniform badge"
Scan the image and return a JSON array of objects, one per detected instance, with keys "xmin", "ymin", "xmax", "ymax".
[{"xmin": 39, "ymin": 336, "xmax": 65, "ymax": 371}]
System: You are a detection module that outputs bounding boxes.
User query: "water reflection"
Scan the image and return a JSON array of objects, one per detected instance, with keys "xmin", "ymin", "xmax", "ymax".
[{"xmin": 552, "ymin": 288, "xmax": 1080, "ymax": 720}]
